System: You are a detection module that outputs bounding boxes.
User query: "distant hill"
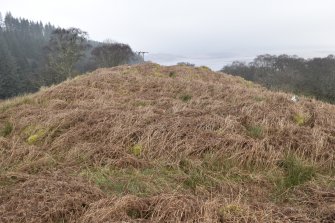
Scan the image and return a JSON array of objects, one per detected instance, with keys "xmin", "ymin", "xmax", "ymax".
[{"xmin": 0, "ymin": 63, "xmax": 335, "ymax": 222}]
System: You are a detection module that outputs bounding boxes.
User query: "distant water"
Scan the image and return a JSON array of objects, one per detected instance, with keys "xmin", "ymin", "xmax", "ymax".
[{"xmin": 146, "ymin": 49, "xmax": 335, "ymax": 71}]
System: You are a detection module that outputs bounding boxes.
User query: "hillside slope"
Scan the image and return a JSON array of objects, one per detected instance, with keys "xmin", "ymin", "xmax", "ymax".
[{"xmin": 0, "ymin": 63, "xmax": 335, "ymax": 222}]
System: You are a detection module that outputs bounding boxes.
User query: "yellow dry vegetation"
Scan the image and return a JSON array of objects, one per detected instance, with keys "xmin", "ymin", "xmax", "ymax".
[{"xmin": 0, "ymin": 63, "xmax": 335, "ymax": 222}]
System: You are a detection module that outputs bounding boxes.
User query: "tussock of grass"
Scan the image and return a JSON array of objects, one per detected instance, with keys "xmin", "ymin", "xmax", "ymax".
[
  {"xmin": 293, "ymin": 113, "xmax": 305, "ymax": 125},
  {"xmin": 80, "ymin": 158, "xmax": 251, "ymax": 198},
  {"xmin": 244, "ymin": 80, "xmax": 254, "ymax": 88},
  {"xmin": 246, "ymin": 124, "xmax": 263, "ymax": 139},
  {"xmin": 279, "ymin": 154, "xmax": 316, "ymax": 189},
  {"xmin": 179, "ymin": 94, "xmax": 192, "ymax": 102},
  {"xmin": 0, "ymin": 94, "xmax": 34, "ymax": 113},
  {"xmin": 270, "ymin": 154, "xmax": 317, "ymax": 202},
  {"xmin": 169, "ymin": 71, "xmax": 176, "ymax": 77},
  {"xmin": 17, "ymin": 155, "xmax": 57, "ymax": 174},
  {"xmin": 0, "ymin": 63, "xmax": 334, "ymax": 222},
  {"xmin": 0, "ymin": 174, "xmax": 24, "ymax": 188},
  {"xmin": 26, "ymin": 128, "xmax": 47, "ymax": 145},
  {"xmin": 0, "ymin": 121, "xmax": 13, "ymax": 137},
  {"xmin": 133, "ymin": 100, "xmax": 147, "ymax": 107},
  {"xmin": 254, "ymin": 96, "xmax": 264, "ymax": 102},
  {"xmin": 199, "ymin": 65, "xmax": 211, "ymax": 72},
  {"xmin": 80, "ymin": 166, "xmax": 182, "ymax": 196},
  {"xmin": 131, "ymin": 144, "xmax": 143, "ymax": 156},
  {"xmin": 218, "ymin": 204, "xmax": 245, "ymax": 220}
]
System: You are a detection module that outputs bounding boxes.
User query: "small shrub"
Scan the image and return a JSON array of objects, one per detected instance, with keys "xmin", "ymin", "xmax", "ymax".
[
  {"xmin": 293, "ymin": 114, "xmax": 305, "ymax": 126},
  {"xmin": 246, "ymin": 125, "xmax": 263, "ymax": 139},
  {"xmin": 0, "ymin": 121, "xmax": 13, "ymax": 137},
  {"xmin": 179, "ymin": 94, "xmax": 192, "ymax": 102}
]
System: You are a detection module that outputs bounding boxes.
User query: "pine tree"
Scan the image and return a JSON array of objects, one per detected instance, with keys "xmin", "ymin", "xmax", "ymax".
[
  {"xmin": 0, "ymin": 32, "xmax": 18, "ymax": 98},
  {"xmin": 0, "ymin": 12, "xmax": 4, "ymax": 29}
]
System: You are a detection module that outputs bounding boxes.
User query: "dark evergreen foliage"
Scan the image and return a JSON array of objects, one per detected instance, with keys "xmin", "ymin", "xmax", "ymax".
[
  {"xmin": 0, "ymin": 13, "xmax": 140, "ymax": 99},
  {"xmin": 0, "ymin": 12, "xmax": 55, "ymax": 98},
  {"xmin": 91, "ymin": 42, "xmax": 136, "ymax": 68},
  {"xmin": 0, "ymin": 31, "xmax": 18, "ymax": 98}
]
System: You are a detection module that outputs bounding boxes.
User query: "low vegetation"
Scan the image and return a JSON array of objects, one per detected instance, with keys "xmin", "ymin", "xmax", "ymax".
[
  {"xmin": 0, "ymin": 63, "xmax": 334, "ymax": 222},
  {"xmin": 0, "ymin": 121, "xmax": 12, "ymax": 137},
  {"xmin": 279, "ymin": 154, "xmax": 316, "ymax": 189},
  {"xmin": 179, "ymin": 94, "xmax": 192, "ymax": 102},
  {"xmin": 246, "ymin": 124, "xmax": 263, "ymax": 139}
]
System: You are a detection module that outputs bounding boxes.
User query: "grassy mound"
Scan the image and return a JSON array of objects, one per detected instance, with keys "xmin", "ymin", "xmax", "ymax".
[{"xmin": 0, "ymin": 63, "xmax": 335, "ymax": 222}]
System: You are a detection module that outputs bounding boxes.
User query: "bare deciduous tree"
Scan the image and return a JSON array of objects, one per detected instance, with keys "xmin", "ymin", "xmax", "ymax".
[{"xmin": 45, "ymin": 28, "xmax": 90, "ymax": 83}]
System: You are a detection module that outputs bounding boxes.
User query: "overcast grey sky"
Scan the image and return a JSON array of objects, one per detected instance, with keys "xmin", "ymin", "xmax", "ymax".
[{"xmin": 2, "ymin": 0, "xmax": 335, "ymax": 69}]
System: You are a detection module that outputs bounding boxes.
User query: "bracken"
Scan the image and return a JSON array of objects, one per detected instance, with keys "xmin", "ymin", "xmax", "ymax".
[{"xmin": 0, "ymin": 63, "xmax": 334, "ymax": 222}]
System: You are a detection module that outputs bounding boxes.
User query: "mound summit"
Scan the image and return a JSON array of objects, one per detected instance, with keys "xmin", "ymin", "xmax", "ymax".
[{"xmin": 0, "ymin": 63, "xmax": 335, "ymax": 222}]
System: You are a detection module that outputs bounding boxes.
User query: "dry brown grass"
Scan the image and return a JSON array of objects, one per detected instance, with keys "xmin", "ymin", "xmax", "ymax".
[{"xmin": 0, "ymin": 63, "xmax": 335, "ymax": 222}]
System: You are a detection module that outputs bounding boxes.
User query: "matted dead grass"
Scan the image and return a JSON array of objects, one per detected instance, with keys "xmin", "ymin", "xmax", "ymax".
[{"xmin": 0, "ymin": 63, "xmax": 335, "ymax": 222}]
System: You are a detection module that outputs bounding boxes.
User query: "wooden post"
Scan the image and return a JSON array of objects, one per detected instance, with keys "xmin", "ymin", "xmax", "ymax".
[{"xmin": 136, "ymin": 51, "xmax": 149, "ymax": 62}]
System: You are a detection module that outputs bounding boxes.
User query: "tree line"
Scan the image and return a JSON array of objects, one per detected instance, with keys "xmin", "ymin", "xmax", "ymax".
[
  {"xmin": 222, "ymin": 54, "xmax": 335, "ymax": 104},
  {"xmin": 0, "ymin": 12, "xmax": 141, "ymax": 99}
]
